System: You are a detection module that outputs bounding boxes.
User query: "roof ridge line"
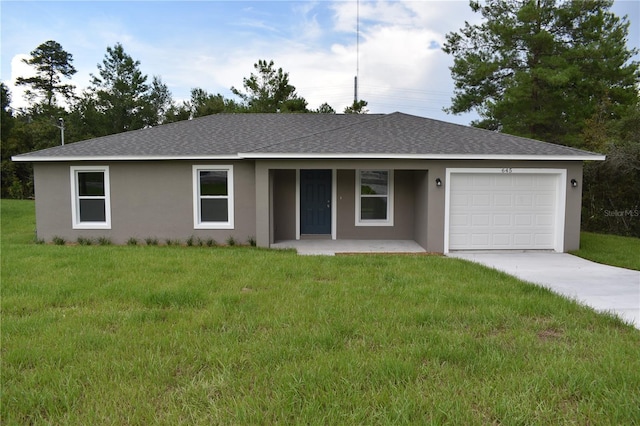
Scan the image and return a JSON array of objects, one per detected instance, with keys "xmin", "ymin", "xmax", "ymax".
[{"xmin": 245, "ymin": 113, "xmax": 387, "ymax": 153}]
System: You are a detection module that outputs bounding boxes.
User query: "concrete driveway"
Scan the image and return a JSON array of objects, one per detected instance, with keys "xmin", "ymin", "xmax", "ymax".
[{"xmin": 448, "ymin": 252, "xmax": 640, "ymax": 329}]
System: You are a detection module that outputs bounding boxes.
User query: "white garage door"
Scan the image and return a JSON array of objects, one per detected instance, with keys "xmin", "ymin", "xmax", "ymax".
[{"xmin": 448, "ymin": 171, "xmax": 563, "ymax": 251}]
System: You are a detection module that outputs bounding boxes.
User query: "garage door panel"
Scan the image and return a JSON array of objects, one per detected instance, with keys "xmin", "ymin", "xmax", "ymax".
[
  {"xmin": 493, "ymin": 214, "xmax": 511, "ymax": 226},
  {"xmin": 536, "ymin": 214, "xmax": 554, "ymax": 226},
  {"xmin": 472, "ymin": 194, "xmax": 490, "ymax": 206},
  {"xmin": 449, "ymin": 233, "xmax": 468, "ymax": 246},
  {"xmin": 515, "ymin": 194, "xmax": 533, "ymax": 206},
  {"xmin": 536, "ymin": 194, "xmax": 555, "ymax": 206},
  {"xmin": 449, "ymin": 172, "xmax": 559, "ymax": 250},
  {"xmin": 514, "ymin": 175, "xmax": 535, "ymax": 187},
  {"xmin": 494, "ymin": 194, "xmax": 512, "ymax": 206},
  {"xmin": 535, "ymin": 175, "xmax": 556, "ymax": 186},
  {"xmin": 494, "ymin": 177, "xmax": 512, "ymax": 187},
  {"xmin": 492, "ymin": 234, "xmax": 511, "ymax": 245},
  {"xmin": 513, "ymin": 234, "xmax": 533, "ymax": 245},
  {"xmin": 514, "ymin": 214, "xmax": 532, "ymax": 226},
  {"xmin": 451, "ymin": 193, "xmax": 469, "ymax": 206},
  {"xmin": 471, "ymin": 214, "xmax": 490, "ymax": 226},
  {"xmin": 473, "ymin": 175, "xmax": 492, "ymax": 186},
  {"xmin": 534, "ymin": 234, "xmax": 554, "ymax": 246},
  {"xmin": 450, "ymin": 214, "xmax": 468, "ymax": 226},
  {"xmin": 471, "ymin": 233, "xmax": 490, "ymax": 246}
]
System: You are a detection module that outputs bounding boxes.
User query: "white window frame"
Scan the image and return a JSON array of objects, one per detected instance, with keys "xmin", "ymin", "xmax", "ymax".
[
  {"xmin": 70, "ymin": 165, "xmax": 111, "ymax": 229},
  {"xmin": 355, "ymin": 169, "xmax": 394, "ymax": 226},
  {"xmin": 193, "ymin": 165, "xmax": 234, "ymax": 229}
]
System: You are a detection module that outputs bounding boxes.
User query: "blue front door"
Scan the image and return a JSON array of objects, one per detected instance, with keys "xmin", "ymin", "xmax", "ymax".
[{"xmin": 300, "ymin": 170, "xmax": 331, "ymax": 235}]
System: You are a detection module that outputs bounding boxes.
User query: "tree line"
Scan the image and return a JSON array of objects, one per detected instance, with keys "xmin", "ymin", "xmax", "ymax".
[
  {"xmin": 1, "ymin": 41, "xmax": 366, "ymax": 199},
  {"xmin": 3, "ymin": 0, "xmax": 639, "ymax": 237}
]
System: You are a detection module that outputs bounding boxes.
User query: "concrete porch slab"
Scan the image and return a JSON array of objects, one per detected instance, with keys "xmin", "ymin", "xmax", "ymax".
[{"xmin": 270, "ymin": 240, "xmax": 427, "ymax": 256}]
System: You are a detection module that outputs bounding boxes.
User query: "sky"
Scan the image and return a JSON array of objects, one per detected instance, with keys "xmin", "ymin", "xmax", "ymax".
[{"xmin": 1, "ymin": 0, "xmax": 638, "ymax": 126}]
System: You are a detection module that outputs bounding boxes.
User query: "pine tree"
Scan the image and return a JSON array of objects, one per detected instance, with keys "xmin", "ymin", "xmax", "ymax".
[
  {"xmin": 443, "ymin": 0, "xmax": 639, "ymax": 147},
  {"xmin": 15, "ymin": 40, "xmax": 77, "ymax": 110}
]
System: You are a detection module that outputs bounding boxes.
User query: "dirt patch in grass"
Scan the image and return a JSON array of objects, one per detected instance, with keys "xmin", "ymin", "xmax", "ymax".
[{"xmin": 537, "ymin": 329, "xmax": 564, "ymax": 341}]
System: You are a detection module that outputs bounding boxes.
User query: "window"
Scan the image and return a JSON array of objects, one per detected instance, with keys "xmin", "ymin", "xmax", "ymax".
[
  {"xmin": 70, "ymin": 166, "xmax": 111, "ymax": 229},
  {"xmin": 355, "ymin": 170, "xmax": 394, "ymax": 226},
  {"xmin": 193, "ymin": 165, "xmax": 234, "ymax": 229}
]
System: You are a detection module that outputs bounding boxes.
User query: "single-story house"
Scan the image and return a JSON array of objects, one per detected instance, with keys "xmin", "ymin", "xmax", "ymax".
[{"xmin": 13, "ymin": 112, "xmax": 604, "ymax": 253}]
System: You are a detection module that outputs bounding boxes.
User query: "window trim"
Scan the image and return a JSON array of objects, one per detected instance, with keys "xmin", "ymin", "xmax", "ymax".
[
  {"xmin": 355, "ymin": 169, "xmax": 394, "ymax": 227},
  {"xmin": 193, "ymin": 165, "xmax": 234, "ymax": 229},
  {"xmin": 70, "ymin": 165, "xmax": 111, "ymax": 229}
]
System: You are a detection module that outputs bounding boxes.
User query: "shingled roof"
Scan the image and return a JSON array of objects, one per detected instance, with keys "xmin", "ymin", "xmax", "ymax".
[{"xmin": 13, "ymin": 112, "xmax": 604, "ymax": 162}]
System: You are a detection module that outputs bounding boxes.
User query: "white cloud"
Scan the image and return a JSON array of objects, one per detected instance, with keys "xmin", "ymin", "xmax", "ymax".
[
  {"xmin": 8, "ymin": 54, "xmax": 34, "ymax": 111},
  {"xmin": 1, "ymin": 1, "xmax": 484, "ymax": 122}
]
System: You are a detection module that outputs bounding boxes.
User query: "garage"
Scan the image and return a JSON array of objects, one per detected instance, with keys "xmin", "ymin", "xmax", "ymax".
[{"xmin": 445, "ymin": 168, "xmax": 566, "ymax": 252}]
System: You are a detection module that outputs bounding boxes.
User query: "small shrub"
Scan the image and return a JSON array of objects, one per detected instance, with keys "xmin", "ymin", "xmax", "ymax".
[
  {"xmin": 34, "ymin": 238, "xmax": 45, "ymax": 245},
  {"xmin": 247, "ymin": 236, "xmax": 256, "ymax": 247},
  {"xmin": 186, "ymin": 235, "xmax": 196, "ymax": 247},
  {"xmin": 127, "ymin": 237, "xmax": 139, "ymax": 246},
  {"xmin": 97, "ymin": 237, "xmax": 112, "ymax": 246},
  {"xmin": 77, "ymin": 237, "xmax": 93, "ymax": 246},
  {"xmin": 226, "ymin": 236, "xmax": 236, "ymax": 246},
  {"xmin": 205, "ymin": 238, "xmax": 216, "ymax": 247},
  {"xmin": 52, "ymin": 236, "xmax": 66, "ymax": 245},
  {"xmin": 165, "ymin": 239, "xmax": 181, "ymax": 246},
  {"xmin": 145, "ymin": 237, "xmax": 159, "ymax": 246}
]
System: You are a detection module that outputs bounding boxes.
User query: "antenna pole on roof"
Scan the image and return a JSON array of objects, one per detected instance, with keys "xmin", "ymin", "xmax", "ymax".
[
  {"xmin": 354, "ymin": 0, "xmax": 359, "ymax": 103},
  {"xmin": 354, "ymin": 76, "xmax": 358, "ymax": 103},
  {"xmin": 55, "ymin": 117, "xmax": 65, "ymax": 146}
]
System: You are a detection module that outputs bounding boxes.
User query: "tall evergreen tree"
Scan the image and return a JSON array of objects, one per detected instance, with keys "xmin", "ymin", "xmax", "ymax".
[
  {"xmin": 89, "ymin": 43, "xmax": 149, "ymax": 134},
  {"xmin": 15, "ymin": 40, "xmax": 77, "ymax": 110},
  {"xmin": 314, "ymin": 102, "xmax": 336, "ymax": 114},
  {"xmin": 443, "ymin": 0, "xmax": 639, "ymax": 147},
  {"xmin": 231, "ymin": 59, "xmax": 308, "ymax": 113},
  {"xmin": 1, "ymin": 83, "xmax": 14, "ymax": 143},
  {"xmin": 189, "ymin": 88, "xmax": 245, "ymax": 118},
  {"xmin": 344, "ymin": 100, "xmax": 369, "ymax": 114},
  {"xmin": 1, "ymin": 83, "xmax": 19, "ymax": 198},
  {"xmin": 143, "ymin": 76, "xmax": 174, "ymax": 126},
  {"xmin": 582, "ymin": 103, "xmax": 640, "ymax": 236}
]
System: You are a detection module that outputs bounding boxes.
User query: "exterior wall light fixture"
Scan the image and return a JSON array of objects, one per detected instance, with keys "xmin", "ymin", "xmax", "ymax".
[
  {"xmin": 435, "ymin": 178, "xmax": 442, "ymax": 187},
  {"xmin": 571, "ymin": 179, "xmax": 578, "ymax": 188}
]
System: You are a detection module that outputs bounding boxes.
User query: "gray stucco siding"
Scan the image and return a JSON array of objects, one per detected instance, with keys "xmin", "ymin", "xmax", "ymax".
[
  {"xmin": 272, "ymin": 169, "xmax": 297, "ymax": 241},
  {"xmin": 33, "ymin": 160, "xmax": 256, "ymax": 244},
  {"xmin": 336, "ymin": 169, "xmax": 416, "ymax": 240},
  {"xmin": 412, "ymin": 170, "xmax": 430, "ymax": 250},
  {"xmin": 33, "ymin": 158, "xmax": 584, "ymax": 252}
]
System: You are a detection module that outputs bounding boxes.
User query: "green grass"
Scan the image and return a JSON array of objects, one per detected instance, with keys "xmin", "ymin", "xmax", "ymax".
[
  {"xmin": 2, "ymin": 200, "xmax": 639, "ymax": 424},
  {"xmin": 571, "ymin": 231, "xmax": 640, "ymax": 270}
]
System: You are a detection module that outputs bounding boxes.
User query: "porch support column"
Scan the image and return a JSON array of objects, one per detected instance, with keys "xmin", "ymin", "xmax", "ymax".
[
  {"xmin": 255, "ymin": 162, "xmax": 271, "ymax": 248},
  {"xmin": 426, "ymin": 164, "xmax": 446, "ymax": 253}
]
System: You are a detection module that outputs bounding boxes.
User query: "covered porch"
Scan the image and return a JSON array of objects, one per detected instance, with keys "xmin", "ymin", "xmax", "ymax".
[{"xmin": 253, "ymin": 160, "xmax": 447, "ymax": 253}]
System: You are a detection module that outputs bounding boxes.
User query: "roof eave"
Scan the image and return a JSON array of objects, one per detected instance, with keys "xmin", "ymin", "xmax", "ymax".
[
  {"xmin": 12, "ymin": 153, "xmax": 606, "ymax": 162},
  {"xmin": 237, "ymin": 153, "xmax": 607, "ymax": 161},
  {"xmin": 12, "ymin": 154, "xmax": 242, "ymax": 162}
]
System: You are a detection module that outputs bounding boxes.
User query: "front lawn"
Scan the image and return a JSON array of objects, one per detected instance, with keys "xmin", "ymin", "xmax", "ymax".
[
  {"xmin": 571, "ymin": 231, "xmax": 640, "ymax": 270},
  {"xmin": 2, "ymin": 200, "xmax": 639, "ymax": 425}
]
